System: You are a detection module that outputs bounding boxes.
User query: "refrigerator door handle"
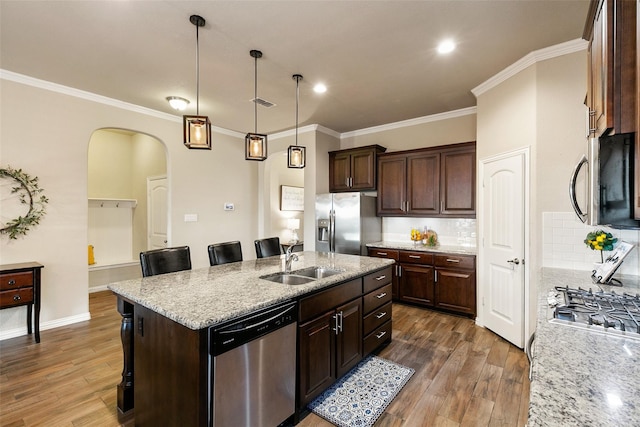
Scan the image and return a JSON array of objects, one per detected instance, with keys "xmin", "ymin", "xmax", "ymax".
[{"xmin": 329, "ymin": 209, "xmax": 335, "ymax": 252}]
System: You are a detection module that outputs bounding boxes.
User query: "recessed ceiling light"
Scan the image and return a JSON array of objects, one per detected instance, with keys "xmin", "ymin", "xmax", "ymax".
[
  {"xmin": 313, "ymin": 83, "xmax": 327, "ymax": 94},
  {"xmin": 437, "ymin": 39, "xmax": 456, "ymax": 54},
  {"xmin": 166, "ymin": 96, "xmax": 190, "ymax": 111}
]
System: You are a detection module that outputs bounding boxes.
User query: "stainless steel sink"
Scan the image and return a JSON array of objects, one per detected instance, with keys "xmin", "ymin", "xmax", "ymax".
[
  {"xmin": 260, "ymin": 273, "xmax": 315, "ymax": 285},
  {"xmin": 291, "ymin": 266, "xmax": 343, "ymax": 279},
  {"xmin": 259, "ymin": 266, "xmax": 343, "ymax": 285}
]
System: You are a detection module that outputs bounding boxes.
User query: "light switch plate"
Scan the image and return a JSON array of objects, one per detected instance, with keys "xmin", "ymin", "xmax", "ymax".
[
  {"xmin": 184, "ymin": 213, "xmax": 198, "ymax": 222},
  {"xmin": 224, "ymin": 203, "xmax": 234, "ymax": 211}
]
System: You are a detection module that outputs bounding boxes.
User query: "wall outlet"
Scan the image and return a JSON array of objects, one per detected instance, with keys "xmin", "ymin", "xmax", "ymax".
[
  {"xmin": 224, "ymin": 203, "xmax": 234, "ymax": 211},
  {"xmin": 184, "ymin": 213, "xmax": 198, "ymax": 222}
]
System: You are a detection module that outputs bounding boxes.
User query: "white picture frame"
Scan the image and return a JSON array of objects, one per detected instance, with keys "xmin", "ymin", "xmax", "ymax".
[{"xmin": 280, "ymin": 185, "xmax": 304, "ymax": 211}]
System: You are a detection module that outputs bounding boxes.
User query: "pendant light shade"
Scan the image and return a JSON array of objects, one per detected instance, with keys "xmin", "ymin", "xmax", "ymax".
[
  {"xmin": 184, "ymin": 14, "xmax": 211, "ymax": 150},
  {"xmin": 288, "ymin": 74, "xmax": 306, "ymax": 168},
  {"xmin": 245, "ymin": 50, "xmax": 267, "ymax": 161}
]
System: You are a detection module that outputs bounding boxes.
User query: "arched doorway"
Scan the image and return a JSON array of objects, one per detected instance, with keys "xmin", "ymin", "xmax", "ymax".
[{"xmin": 87, "ymin": 128, "xmax": 167, "ymax": 290}]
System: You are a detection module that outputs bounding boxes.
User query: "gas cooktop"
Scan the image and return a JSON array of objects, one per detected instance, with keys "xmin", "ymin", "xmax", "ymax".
[{"xmin": 548, "ymin": 286, "xmax": 640, "ymax": 341}]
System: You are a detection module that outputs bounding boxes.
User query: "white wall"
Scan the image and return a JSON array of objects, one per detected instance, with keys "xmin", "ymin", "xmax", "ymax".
[{"xmin": 0, "ymin": 77, "xmax": 260, "ymax": 339}]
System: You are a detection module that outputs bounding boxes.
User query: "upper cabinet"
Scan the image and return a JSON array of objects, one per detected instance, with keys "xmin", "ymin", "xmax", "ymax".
[
  {"xmin": 329, "ymin": 145, "xmax": 386, "ymax": 192},
  {"xmin": 377, "ymin": 142, "xmax": 476, "ymax": 218},
  {"xmin": 584, "ymin": 0, "xmax": 637, "ymax": 137}
]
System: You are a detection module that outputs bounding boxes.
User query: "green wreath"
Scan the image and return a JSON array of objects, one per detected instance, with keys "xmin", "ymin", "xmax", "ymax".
[{"xmin": 0, "ymin": 166, "xmax": 49, "ymax": 239}]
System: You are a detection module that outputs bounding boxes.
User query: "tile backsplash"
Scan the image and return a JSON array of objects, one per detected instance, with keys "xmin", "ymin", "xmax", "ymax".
[
  {"xmin": 542, "ymin": 212, "xmax": 640, "ymax": 276},
  {"xmin": 382, "ymin": 217, "xmax": 477, "ymax": 247}
]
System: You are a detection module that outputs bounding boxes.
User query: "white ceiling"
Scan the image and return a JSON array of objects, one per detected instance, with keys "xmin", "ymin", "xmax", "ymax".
[{"xmin": 0, "ymin": 1, "xmax": 590, "ymax": 135}]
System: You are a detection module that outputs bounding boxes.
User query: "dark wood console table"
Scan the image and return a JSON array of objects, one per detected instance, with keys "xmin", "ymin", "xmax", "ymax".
[{"xmin": 0, "ymin": 262, "xmax": 44, "ymax": 343}]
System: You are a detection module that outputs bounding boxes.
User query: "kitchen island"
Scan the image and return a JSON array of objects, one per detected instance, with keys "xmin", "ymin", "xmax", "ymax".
[
  {"xmin": 107, "ymin": 251, "xmax": 394, "ymax": 426},
  {"xmin": 529, "ymin": 268, "xmax": 640, "ymax": 426}
]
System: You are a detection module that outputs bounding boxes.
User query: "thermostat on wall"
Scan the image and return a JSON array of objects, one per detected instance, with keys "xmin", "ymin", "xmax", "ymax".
[{"xmin": 224, "ymin": 202, "xmax": 234, "ymax": 211}]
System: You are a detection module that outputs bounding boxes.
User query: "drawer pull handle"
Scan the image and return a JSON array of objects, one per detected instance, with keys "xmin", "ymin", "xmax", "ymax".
[
  {"xmin": 409, "ymin": 255, "xmax": 421, "ymax": 259},
  {"xmin": 375, "ymin": 275, "xmax": 386, "ymax": 281},
  {"xmin": 375, "ymin": 292, "xmax": 387, "ymax": 299},
  {"xmin": 376, "ymin": 331, "xmax": 387, "ymax": 339},
  {"xmin": 376, "ymin": 311, "xmax": 387, "ymax": 319},
  {"xmin": 446, "ymin": 259, "xmax": 460, "ymax": 263},
  {"xmin": 8, "ymin": 279, "xmax": 16, "ymax": 285},
  {"xmin": 376, "ymin": 252, "xmax": 388, "ymax": 256},
  {"xmin": 13, "ymin": 295, "xmax": 21, "ymax": 301}
]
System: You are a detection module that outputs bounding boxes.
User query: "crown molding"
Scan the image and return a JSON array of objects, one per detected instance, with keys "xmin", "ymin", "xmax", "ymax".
[
  {"xmin": 471, "ymin": 38, "xmax": 588, "ymax": 97},
  {"xmin": 0, "ymin": 69, "xmax": 245, "ymax": 138},
  {"xmin": 340, "ymin": 106, "xmax": 477, "ymax": 139}
]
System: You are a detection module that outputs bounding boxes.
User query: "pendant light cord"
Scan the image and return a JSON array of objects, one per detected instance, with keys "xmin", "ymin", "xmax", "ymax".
[
  {"xmin": 295, "ymin": 75, "xmax": 300, "ymax": 146},
  {"xmin": 196, "ymin": 23, "xmax": 200, "ymax": 116},
  {"xmin": 254, "ymin": 55, "xmax": 258, "ymax": 133}
]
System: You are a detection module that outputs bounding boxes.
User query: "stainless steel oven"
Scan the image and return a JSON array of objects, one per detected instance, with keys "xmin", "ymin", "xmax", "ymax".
[{"xmin": 209, "ymin": 301, "xmax": 297, "ymax": 427}]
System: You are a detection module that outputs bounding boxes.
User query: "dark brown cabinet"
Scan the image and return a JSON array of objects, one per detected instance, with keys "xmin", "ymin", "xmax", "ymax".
[
  {"xmin": 329, "ymin": 145, "xmax": 386, "ymax": 192},
  {"xmin": 377, "ymin": 142, "xmax": 475, "ymax": 218},
  {"xmin": 362, "ymin": 266, "xmax": 393, "ymax": 356},
  {"xmin": 368, "ymin": 247, "xmax": 476, "ymax": 318},
  {"xmin": 297, "ymin": 279, "xmax": 363, "ymax": 407},
  {"xmin": 396, "ymin": 251, "xmax": 435, "ymax": 307},
  {"xmin": 434, "ymin": 254, "xmax": 476, "ymax": 317},
  {"xmin": 585, "ymin": 0, "xmax": 637, "ymax": 137}
]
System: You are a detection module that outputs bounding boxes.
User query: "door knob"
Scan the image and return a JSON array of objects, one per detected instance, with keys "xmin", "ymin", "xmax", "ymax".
[{"xmin": 507, "ymin": 258, "xmax": 520, "ymax": 265}]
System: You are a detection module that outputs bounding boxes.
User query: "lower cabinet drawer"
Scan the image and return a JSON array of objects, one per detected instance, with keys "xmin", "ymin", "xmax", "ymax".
[
  {"xmin": 363, "ymin": 320, "xmax": 392, "ymax": 355},
  {"xmin": 363, "ymin": 302, "xmax": 392, "ymax": 336},
  {"xmin": 363, "ymin": 283, "xmax": 392, "ymax": 314},
  {"xmin": 0, "ymin": 288, "xmax": 34, "ymax": 308}
]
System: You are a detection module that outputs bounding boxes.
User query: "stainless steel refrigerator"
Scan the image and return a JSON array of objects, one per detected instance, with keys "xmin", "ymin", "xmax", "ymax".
[{"xmin": 315, "ymin": 192, "xmax": 381, "ymax": 255}]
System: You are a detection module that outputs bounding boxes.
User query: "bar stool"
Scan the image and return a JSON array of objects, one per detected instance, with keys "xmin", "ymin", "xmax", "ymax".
[
  {"xmin": 254, "ymin": 237, "xmax": 282, "ymax": 258},
  {"xmin": 208, "ymin": 241, "xmax": 243, "ymax": 266},
  {"xmin": 139, "ymin": 246, "xmax": 192, "ymax": 277}
]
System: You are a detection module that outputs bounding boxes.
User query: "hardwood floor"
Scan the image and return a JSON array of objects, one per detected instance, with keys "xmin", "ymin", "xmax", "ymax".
[{"xmin": 0, "ymin": 291, "xmax": 529, "ymax": 426}]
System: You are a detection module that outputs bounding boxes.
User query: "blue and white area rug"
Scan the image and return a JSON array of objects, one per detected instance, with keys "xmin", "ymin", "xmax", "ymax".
[{"xmin": 308, "ymin": 355, "xmax": 415, "ymax": 427}]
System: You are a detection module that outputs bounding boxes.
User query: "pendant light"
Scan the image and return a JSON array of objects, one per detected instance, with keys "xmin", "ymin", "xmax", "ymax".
[
  {"xmin": 183, "ymin": 14, "xmax": 211, "ymax": 150},
  {"xmin": 245, "ymin": 50, "xmax": 267, "ymax": 161},
  {"xmin": 288, "ymin": 74, "xmax": 305, "ymax": 168}
]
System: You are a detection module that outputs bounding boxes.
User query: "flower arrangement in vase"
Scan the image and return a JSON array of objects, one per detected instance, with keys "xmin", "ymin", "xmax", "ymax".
[{"xmin": 584, "ymin": 229, "xmax": 617, "ymax": 263}]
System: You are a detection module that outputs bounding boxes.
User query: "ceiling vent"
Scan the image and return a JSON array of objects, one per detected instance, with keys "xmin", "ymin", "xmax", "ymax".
[{"xmin": 251, "ymin": 97, "xmax": 276, "ymax": 108}]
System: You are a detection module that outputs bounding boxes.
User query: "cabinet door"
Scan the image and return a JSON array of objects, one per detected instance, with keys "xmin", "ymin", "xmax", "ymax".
[
  {"xmin": 407, "ymin": 152, "xmax": 439, "ymax": 215},
  {"xmin": 377, "ymin": 155, "xmax": 407, "ymax": 215},
  {"xmin": 329, "ymin": 151, "xmax": 352, "ymax": 192},
  {"xmin": 440, "ymin": 148, "xmax": 476, "ymax": 216},
  {"xmin": 298, "ymin": 311, "xmax": 336, "ymax": 406},
  {"xmin": 435, "ymin": 268, "xmax": 476, "ymax": 316},
  {"xmin": 335, "ymin": 299, "xmax": 362, "ymax": 378},
  {"xmin": 398, "ymin": 263, "xmax": 434, "ymax": 307},
  {"xmin": 350, "ymin": 149, "xmax": 376, "ymax": 190},
  {"xmin": 590, "ymin": 0, "xmax": 613, "ymax": 136}
]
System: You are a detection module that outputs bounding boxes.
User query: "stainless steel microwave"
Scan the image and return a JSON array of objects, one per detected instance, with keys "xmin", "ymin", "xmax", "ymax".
[{"xmin": 570, "ymin": 133, "xmax": 639, "ymax": 229}]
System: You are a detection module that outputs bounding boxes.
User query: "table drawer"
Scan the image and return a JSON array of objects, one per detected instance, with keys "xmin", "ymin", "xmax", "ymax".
[
  {"xmin": 0, "ymin": 288, "xmax": 34, "ymax": 308},
  {"xmin": 0, "ymin": 271, "xmax": 34, "ymax": 291},
  {"xmin": 363, "ymin": 320, "xmax": 392, "ymax": 355},
  {"xmin": 399, "ymin": 251, "xmax": 433, "ymax": 265},
  {"xmin": 363, "ymin": 266, "xmax": 392, "ymax": 294},
  {"xmin": 434, "ymin": 254, "xmax": 475, "ymax": 270},
  {"xmin": 363, "ymin": 301, "xmax": 392, "ymax": 336},
  {"xmin": 363, "ymin": 283, "xmax": 392, "ymax": 314}
]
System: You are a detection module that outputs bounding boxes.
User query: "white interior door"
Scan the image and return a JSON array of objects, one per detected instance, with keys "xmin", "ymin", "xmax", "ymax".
[
  {"xmin": 480, "ymin": 149, "xmax": 527, "ymax": 348},
  {"xmin": 147, "ymin": 176, "xmax": 167, "ymax": 250}
]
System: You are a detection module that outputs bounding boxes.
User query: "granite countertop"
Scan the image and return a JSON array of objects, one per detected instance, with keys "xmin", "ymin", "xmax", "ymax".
[
  {"xmin": 107, "ymin": 251, "xmax": 393, "ymax": 330},
  {"xmin": 366, "ymin": 241, "xmax": 477, "ymax": 256},
  {"xmin": 529, "ymin": 268, "xmax": 640, "ymax": 426}
]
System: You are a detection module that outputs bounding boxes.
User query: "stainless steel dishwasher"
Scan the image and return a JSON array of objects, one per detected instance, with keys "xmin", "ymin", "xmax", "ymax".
[{"xmin": 209, "ymin": 300, "xmax": 297, "ymax": 427}]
